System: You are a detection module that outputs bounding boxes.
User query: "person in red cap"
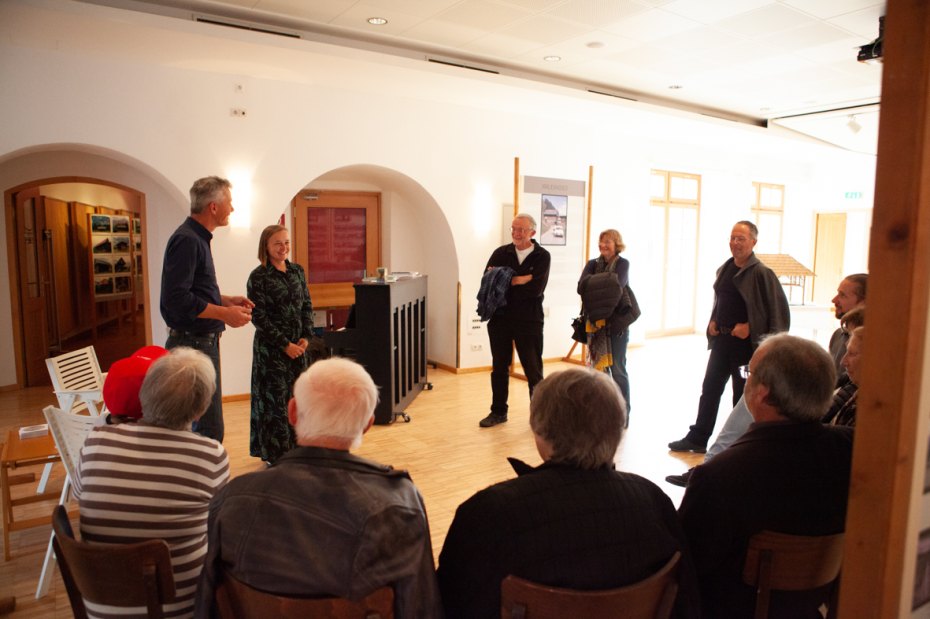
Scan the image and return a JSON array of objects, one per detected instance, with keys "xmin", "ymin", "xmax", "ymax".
[{"xmin": 102, "ymin": 345, "xmax": 168, "ymax": 424}]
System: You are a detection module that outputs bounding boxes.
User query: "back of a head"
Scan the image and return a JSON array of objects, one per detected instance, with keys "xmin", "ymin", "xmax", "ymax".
[
  {"xmin": 842, "ymin": 305, "xmax": 866, "ymax": 331},
  {"xmin": 292, "ymin": 357, "xmax": 378, "ymax": 449},
  {"xmin": 139, "ymin": 347, "xmax": 216, "ymax": 430},
  {"xmin": 753, "ymin": 334, "xmax": 836, "ymax": 422},
  {"xmin": 845, "ymin": 273, "xmax": 868, "ymax": 302},
  {"xmin": 529, "ymin": 368, "xmax": 625, "ymax": 469}
]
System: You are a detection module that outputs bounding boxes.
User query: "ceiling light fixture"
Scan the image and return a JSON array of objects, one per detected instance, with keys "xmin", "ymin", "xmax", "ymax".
[
  {"xmin": 367, "ymin": 17, "xmax": 388, "ymax": 26},
  {"xmin": 543, "ymin": 55, "xmax": 561, "ymax": 62},
  {"xmin": 847, "ymin": 115, "xmax": 862, "ymax": 134}
]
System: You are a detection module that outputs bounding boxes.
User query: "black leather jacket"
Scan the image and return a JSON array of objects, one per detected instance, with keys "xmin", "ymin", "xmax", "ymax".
[{"xmin": 195, "ymin": 446, "xmax": 442, "ymax": 618}]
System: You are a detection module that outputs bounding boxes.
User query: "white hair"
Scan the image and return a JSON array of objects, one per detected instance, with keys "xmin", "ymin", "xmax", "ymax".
[{"xmin": 292, "ymin": 357, "xmax": 378, "ymax": 449}]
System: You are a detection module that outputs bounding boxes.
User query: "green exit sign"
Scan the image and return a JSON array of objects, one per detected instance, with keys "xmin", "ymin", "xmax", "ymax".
[{"xmin": 845, "ymin": 191, "xmax": 863, "ymax": 199}]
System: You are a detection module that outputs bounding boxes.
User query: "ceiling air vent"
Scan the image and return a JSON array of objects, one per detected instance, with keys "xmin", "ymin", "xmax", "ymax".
[
  {"xmin": 195, "ymin": 16, "xmax": 300, "ymax": 39},
  {"xmin": 427, "ymin": 57, "xmax": 500, "ymax": 75}
]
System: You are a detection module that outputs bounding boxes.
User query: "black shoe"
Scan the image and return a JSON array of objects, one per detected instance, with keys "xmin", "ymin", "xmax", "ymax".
[
  {"xmin": 668, "ymin": 438, "xmax": 707, "ymax": 453},
  {"xmin": 479, "ymin": 413, "xmax": 508, "ymax": 428},
  {"xmin": 665, "ymin": 468, "xmax": 695, "ymax": 488}
]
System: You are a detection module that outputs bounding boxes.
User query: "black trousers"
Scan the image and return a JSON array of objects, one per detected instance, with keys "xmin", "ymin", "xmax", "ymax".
[
  {"xmin": 487, "ymin": 316, "xmax": 544, "ymax": 417},
  {"xmin": 166, "ymin": 330, "xmax": 224, "ymax": 443},
  {"xmin": 685, "ymin": 334, "xmax": 753, "ymax": 446}
]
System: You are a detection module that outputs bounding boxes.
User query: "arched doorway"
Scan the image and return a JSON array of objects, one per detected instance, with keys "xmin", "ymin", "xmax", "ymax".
[{"xmin": 5, "ymin": 177, "xmax": 148, "ymax": 385}]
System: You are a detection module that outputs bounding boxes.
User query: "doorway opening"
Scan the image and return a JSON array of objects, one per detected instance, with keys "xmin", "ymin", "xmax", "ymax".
[{"xmin": 4, "ymin": 178, "xmax": 148, "ymax": 386}]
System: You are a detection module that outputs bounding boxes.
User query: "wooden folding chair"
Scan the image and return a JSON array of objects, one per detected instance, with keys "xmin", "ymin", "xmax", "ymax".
[
  {"xmin": 216, "ymin": 571, "xmax": 394, "ymax": 619},
  {"xmin": 52, "ymin": 505, "xmax": 175, "ymax": 619},
  {"xmin": 742, "ymin": 530, "xmax": 845, "ymax": 619},
  {"xmin": 501, "ymin": 551, "xmax": 681, "ymax": 619}
]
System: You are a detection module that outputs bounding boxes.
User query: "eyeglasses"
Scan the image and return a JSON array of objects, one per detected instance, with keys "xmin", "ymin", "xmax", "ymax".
[
  {"xmin": 510, "ymin": 227, "xmax": 532, "ymax": 233},
  {"xmin": 739, "ymin": 364, "xmax": 751, "ymax": 379}
]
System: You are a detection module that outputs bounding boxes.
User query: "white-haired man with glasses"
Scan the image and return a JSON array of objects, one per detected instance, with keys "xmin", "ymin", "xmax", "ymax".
[{"xmin": 479, "ymin": 213, "xmax": 551, "ymax": 428}]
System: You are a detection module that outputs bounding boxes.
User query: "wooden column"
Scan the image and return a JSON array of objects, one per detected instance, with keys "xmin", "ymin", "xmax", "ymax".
[{"xmin": 839, "ymin": 1, "xmax": 930, "ymax": 616}]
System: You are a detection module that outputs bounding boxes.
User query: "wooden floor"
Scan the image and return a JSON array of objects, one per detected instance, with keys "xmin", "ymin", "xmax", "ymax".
[{"xmin": 0, "ymin": 333, "xmax": 743, "ymax": 617}]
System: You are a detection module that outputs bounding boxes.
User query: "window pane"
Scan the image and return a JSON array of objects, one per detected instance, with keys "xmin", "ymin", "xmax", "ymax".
[
  {"xmin": 650, "ymin": 172, "xmax": 667, "ymax": 200},
  {"xmin": 760, "ymin": 186, "xmax": 783, "ymax": 209},
  {"xmin": 670, "ymin": 176, "xmax": 698, "ymax": 201},
  {"xmin": 664, "ymin": 207, "xmax": 698, "ymax": 329},
  {"xmin": 307, "ymin": 207, "xmax": 367, "ymax": 284}
]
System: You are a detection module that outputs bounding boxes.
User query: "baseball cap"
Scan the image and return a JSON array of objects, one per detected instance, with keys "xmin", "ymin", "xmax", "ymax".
[{"xmin": 102, "ymin": 345, "xmax": 169, "ymax": 418}]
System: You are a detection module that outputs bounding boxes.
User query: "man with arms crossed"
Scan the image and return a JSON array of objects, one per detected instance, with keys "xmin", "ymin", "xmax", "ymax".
[
  {"xmin": 160, "ymin": 176, "xmax": 253, "ymax": 443},
  {"xmin": 480, "ymin": 213, "xmax": 551, "ymax": 428}
]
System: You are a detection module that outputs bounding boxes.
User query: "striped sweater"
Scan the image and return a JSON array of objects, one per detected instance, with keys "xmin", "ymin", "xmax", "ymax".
[{"xmin": 73, "ymin": 422, "xmax": 229, "ymax": 619}]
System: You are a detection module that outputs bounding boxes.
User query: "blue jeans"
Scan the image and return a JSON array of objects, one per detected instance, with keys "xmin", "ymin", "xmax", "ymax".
[
  {"xmin": 166, "ymin": 331, "xmax": 224, "ymax": 443},
  {"xmin": 608, "ymin": 328, "xmax": 631, "ymax": 414}
]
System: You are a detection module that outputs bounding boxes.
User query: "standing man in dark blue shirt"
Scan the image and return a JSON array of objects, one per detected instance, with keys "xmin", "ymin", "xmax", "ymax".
[
  {"xmin": 160, "ymin": 176, "xmax": 254, "ymax": 442},
  {"xmin": 480, "ymin": 213, "xmax": 550, "ymax": 428}
]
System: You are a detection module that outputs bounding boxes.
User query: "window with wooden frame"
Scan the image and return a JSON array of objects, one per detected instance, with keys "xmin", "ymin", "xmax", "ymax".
[
  {"xmin": 645, "ymin": 170, "xmax": 701, "ymax": 336},
  {"xmin": 751, "ymin": 182, "xmax": 784, "ymax": 253},
  {"xmin": 292, "ymin": 190, "xmax": 381, "ymax": 311}
]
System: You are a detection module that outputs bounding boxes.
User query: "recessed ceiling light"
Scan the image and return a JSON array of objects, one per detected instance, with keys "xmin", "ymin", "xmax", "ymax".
[
  {"xmin": 668, "ymin": 84, "xmax": 683, "ymax": 89},
  {"xmin": 586, "ymin": 41, "xmax": 604, "ymax": 49},
  {"xmin": 544, "ymin": 55, "xmax": 561, "ymax": 62},
  {"xmin": 367, "ymin": 17, "xmax": 388, "ymax": 25}
]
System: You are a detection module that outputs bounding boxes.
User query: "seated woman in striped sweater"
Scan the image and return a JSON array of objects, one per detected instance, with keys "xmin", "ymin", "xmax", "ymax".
[{"xmin": 73, "ymin": 347, "xmax": 230, "ymax": 619}]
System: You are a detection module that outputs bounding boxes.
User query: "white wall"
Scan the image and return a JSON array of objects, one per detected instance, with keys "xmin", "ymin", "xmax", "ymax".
[{"xmin": 0, "ymin": 0, "xmax": 876, "ymax": 394}]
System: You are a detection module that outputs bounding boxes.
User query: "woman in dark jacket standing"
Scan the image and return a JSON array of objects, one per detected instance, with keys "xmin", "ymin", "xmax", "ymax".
[{"xmin": 577, "ymin": 229, "xmax": 632, "ymax": 420}]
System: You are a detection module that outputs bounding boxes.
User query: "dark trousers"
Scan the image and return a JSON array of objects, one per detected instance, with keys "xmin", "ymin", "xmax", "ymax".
[
  {"xmin": 608, "ymin": 328, "xmax": 631, "ymax": 414},
  {"xmin": 487, "ymin": 316, "xmax": 544, "ymax": 417},
  {"xmin": 166, "ymin": 331, "xmax": 224, "ymax": 443},
  {"xmin": 686, "ymin": 334, "xmax": 753, "ymax": 446}
]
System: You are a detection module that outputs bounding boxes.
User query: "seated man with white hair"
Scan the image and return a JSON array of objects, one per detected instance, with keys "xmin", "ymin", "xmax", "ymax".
[
  {"xmin": 74, "ymin": 346, "xmax": 230, "ymax": 618},
  {"xmin": 195, "ymin": 357, "xmax": 441, "ymax": 619}
]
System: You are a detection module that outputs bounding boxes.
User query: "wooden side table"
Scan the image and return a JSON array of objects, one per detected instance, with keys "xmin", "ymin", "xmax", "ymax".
[{"xmin": 1, "ymin": 430, "xmax": 61, "ymax": 561}]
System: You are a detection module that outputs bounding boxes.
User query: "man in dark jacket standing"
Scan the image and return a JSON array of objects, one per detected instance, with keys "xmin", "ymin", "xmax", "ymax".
[
  {"xmin": 480, "ymin": 213, "xmax": 550, "ymax": 428},
  {"xmin": 669, "ymin": 220, "xmax": 789, "ymax": 452}
]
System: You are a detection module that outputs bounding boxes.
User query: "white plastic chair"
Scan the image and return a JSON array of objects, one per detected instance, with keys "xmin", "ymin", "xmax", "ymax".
[
  {"xmin": 45, "ymin": 346, "xmax": 107, "ymax": 416},
  {"xmin": 35, "ymin": 405, "xmax": 105, "ymax": 598}
]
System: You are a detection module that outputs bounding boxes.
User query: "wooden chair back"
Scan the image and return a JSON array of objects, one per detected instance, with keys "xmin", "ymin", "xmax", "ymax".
[
  {"xmin": 742, "ymin": 530, "xmax": 845, "ymax": 619},
  {"xmin": 215, "ymin": 572, "xmax": 394, "ymax": 619},
  {"xmin": 501, "ymin": 551, "xmax": 681, "ymax": 619},
  {"xmin": 52, "ymin": 505, "xmax": 175, "ymax": 619}
]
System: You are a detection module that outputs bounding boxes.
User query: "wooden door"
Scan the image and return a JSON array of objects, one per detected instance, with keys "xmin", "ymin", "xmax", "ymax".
[
  {"xmin": 293, "ymin": 190, "xmax": 381, "ymax": 314},
  {"xmin": 813, "ymin": 213, "xmax": 847, "ymax": 305},
  {"xmin": 13, "ymin": 188, "xmax": 51, "ymax": 385}
]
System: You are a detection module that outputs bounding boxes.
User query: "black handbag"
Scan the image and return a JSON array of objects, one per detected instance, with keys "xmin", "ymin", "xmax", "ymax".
[{"xmin": 571, "ymin": 315, "xmax": 587, "ymax": 343}]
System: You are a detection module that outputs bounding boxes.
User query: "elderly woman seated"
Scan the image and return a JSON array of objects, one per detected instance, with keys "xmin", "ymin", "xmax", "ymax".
[
  {"xmin": 73, "ymin": 347, "xmax": 230, "ymax": 618},
  {"xmin": 437, "ymin": 367, "xmax": 699, "ymax": 619}
]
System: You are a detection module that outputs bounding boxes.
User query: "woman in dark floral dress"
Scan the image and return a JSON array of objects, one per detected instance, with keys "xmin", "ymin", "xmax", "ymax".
[{"xmin": 247, "ymin": 225, "xmax": 313, "ymax": 464}]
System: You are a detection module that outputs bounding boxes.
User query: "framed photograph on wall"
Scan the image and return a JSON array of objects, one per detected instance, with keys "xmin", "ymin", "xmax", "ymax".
[
  {"xmin": 91, "ymin": 214, "xmax": 111, "ymax": 233},
  {"xmin": 111, "ymin": 215, "xmax": 130, "ymax": 233},
  {"xmin": 539, "ymin": 193, "xmax": 568, "ymax": 246}
]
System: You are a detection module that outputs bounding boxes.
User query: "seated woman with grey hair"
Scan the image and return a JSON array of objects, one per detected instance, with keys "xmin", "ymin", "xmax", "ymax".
[
  {"xmin": 437, "ymin": 367, "xmax": 699, "ymax": 619},
  {"xmin": 73, "ymin": 347, "xmax": 230, "ymax": 618}
]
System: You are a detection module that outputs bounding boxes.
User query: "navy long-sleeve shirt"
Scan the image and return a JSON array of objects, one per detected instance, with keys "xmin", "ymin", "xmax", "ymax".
[{"xmin": 160, "ymin": 217, "xmax": 224, "ymax": 333}]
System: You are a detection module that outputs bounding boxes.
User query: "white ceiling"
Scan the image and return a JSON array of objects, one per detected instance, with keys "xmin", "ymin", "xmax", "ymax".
[{"xmin": 82, "ymin": 0, "xmax": 885, "ymax": 153}]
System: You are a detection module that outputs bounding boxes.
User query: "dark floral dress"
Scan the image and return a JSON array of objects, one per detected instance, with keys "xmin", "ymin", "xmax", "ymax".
[{"xmin": 247, "ymin": 260, "xmax": 313, "ymax": 463}]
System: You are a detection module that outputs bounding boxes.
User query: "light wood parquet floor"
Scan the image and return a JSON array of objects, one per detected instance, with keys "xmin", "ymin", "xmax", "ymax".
[{"xmin": 0, "ymin": 332, "xmax": 766, "ymax": 617}]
